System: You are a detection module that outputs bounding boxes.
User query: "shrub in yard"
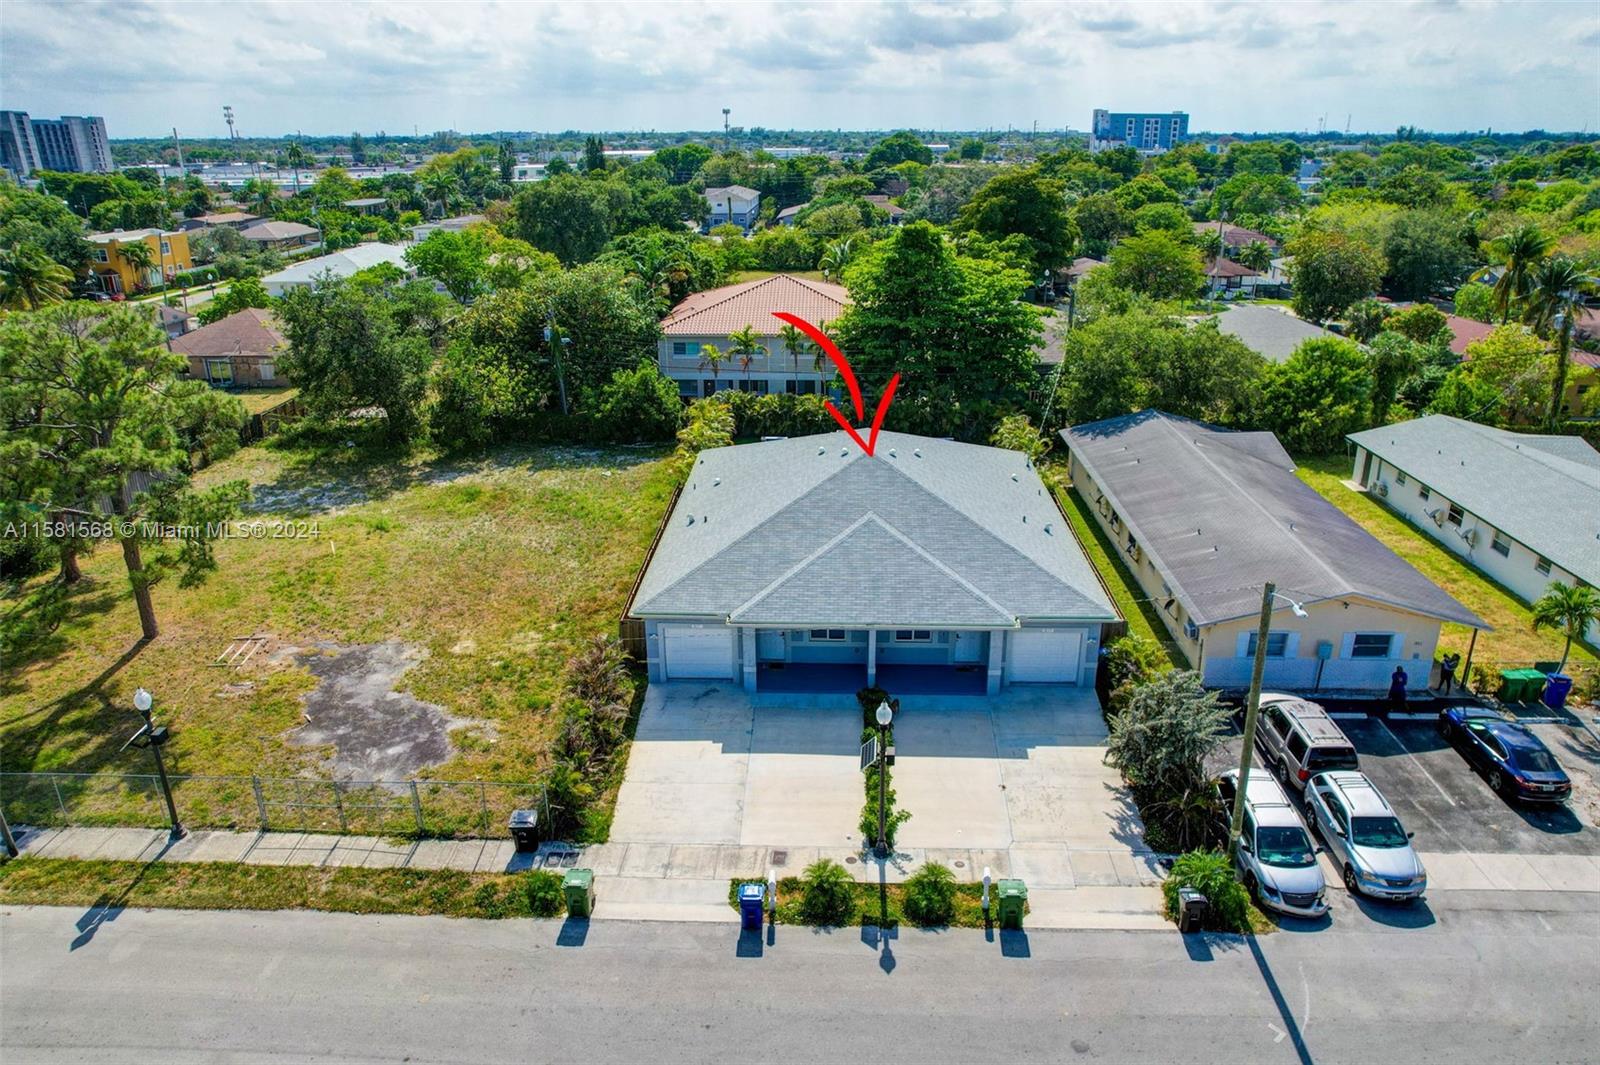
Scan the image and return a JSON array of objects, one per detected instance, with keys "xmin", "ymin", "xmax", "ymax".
[
  {"xmin": 902, "ymin": 863, "xmax": 957, "ymax": 927},
  {"xmin": 558, "ymin": 635, "xmax": 634, "ymax": 768},
  {"xmin": 1106, "ymin": 670, "xmax": 1228, "ymax": 794},
  {"xmin": 858, "ymin": 765, "xmax": 913, "ymax": 850},
  {"xmin": 1103, "ymin": 634, "xmax": 1169, "ymax": 714},
  {"xmin": 855, "ymin": 686, "xmax": 899, "ymax": 731},
  {"xmin": 798, "ymin": 859, "xmax": 856, "ymax": 925},
  {"xmin": 542, "ymin": 761, "xmax": 595, "ymax": 839},
  {"xmin": 524, "ymin": 871, "xmax": 565, "ymax": 917},
  {"xmin": 1162, "ymin": 850, "xmax": 1252, "ymax": 932},
  {"xmin": 586, "ymin": 362, "xmax": 683, "ymax": 443}
]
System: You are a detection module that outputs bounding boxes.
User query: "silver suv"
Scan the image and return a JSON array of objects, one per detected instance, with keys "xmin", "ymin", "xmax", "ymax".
[
  {"xmin": 1253, "ymin": 693, "xmax": 1360, "ymax": 793},
  {"xmin": 1216, "ymin": 768, "xmax": 1328, "ymax": 918},
  {"xmin": 1304, "ymin": 771, "xmax": 1426, "ymax": 902}
]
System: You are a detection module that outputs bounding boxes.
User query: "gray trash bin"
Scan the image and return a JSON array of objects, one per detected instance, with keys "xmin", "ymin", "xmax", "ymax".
[
  {"xmin": 508, "ymin": 809, "xmax": 540, "ymax": 853},
  {"xmin": 1176, "ymin": 887, "xmax": 1209, "ymax": 933}
]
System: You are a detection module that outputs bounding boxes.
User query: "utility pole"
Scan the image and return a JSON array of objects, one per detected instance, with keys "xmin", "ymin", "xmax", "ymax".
[
  {"xmin": 1227, "ymin": 583, "xmax": 1276, "ymax": 855},
  {"xmin": 722, "ymin": 108, "xmax": 731, "ymax": 153}
]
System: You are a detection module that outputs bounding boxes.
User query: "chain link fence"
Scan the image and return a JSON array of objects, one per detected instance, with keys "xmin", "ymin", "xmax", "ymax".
[{"xmin": 0, "ymin": 771, "xmax": 549, "ymax": 840}]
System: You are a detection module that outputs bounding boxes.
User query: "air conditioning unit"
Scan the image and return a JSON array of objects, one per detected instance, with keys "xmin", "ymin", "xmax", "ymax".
[
  {"xmin": 1375, "ymin": 481, "xmax": 1389, "ymax": 497},
  {"xmin": 1427, "ymin": 508, "xmax": 1446, "ymax": 527},
  {"xmin": 1460, "ymin": 527, "xmax": 1479, "ymax": 547}
]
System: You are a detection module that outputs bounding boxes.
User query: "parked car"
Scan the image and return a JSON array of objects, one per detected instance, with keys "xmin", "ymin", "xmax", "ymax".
[
  {"xmin": 1439, "ymin": 706, "xmax": 1572, "ymax": 804},
  {"xmin": 1252, "ymin": 693, "xmax": 1360, "ymax": 793},
  {"xmin": 1304, "ymin": 771, "xmax": 1426, "ymax": 902},
  {"xmin": 1215, "ymin": 768, "xmax": 1329, "ymax": 918}
]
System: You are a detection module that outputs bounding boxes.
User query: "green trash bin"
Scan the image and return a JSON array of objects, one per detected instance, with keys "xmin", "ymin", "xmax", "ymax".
[
  {"xmin": 563, "ymin": 868, "xmax": 595, "ymax": 918},
  {"xmin": 996, "ymin": 878, "xmax": 1028, "ymax": 929}
]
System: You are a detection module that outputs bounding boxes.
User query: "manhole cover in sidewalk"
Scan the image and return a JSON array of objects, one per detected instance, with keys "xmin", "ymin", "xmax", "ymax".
[
  {"xmin": 954, "ymin": 860, "xmax": 966, "ymax": 868},
  {"xmin": 845, "ymin": 856, "xmax": 858, "ymax": 864},
  {"xmin": 771, "ymin": 850, "xmax": 788, "ymax": 867}
]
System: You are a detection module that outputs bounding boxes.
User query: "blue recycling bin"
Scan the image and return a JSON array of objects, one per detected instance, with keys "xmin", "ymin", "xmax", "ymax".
[
  {"xmin": 1542, "ymin": 673, "xmax": 1574, "ymax": 710},
  {"xmin": 738, "ymin": 882, "xmax": 766, "ymax": 930}
]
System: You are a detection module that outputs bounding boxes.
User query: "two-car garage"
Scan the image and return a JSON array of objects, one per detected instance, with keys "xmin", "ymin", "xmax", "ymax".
[{"xmin": 659, "ymin": 624, "xmax": 737, "ymax": 680}]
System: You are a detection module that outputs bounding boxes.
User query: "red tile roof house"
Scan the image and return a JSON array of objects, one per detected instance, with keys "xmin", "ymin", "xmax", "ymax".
[
  {"xmin": 1203, "ymin": 257, "xmax": 1262, "ymax": 295},
  {"xmin": 170, "ymin": 307, "xmax": 287, "ymax": 388},
  {"xmin": 1193, "ymin": 221, "xmax": 1280, "ymax": 256},
  {"xmin": 1442, "ymin": 314, "xmax": 1495, "ymax": 357},
  {"xmin": 658, "ymin": 274, "xmax": 849, "ymax": 398}
]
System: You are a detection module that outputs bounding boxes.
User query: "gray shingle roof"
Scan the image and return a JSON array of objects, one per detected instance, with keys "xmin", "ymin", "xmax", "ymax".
[
  {"xmin": 1063, "ymin": 411, "xmax": 1486, "ymax": 629},
  {"xmin": 1348, "ymin": 415, "xmax": 1600, "ymax": 588},
  {"xmin": 632, "ymin": 431, "xmax": 1117, "ymax": 627},
  {"xmin": 1211, "ymin": 304, "xmax": 1340, "ymax": 363}
]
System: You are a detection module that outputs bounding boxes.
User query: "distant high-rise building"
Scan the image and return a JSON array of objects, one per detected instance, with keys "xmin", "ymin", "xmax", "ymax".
[
  {"xmin": 0, "ymin": 110, "xmax": 42, "ymax": 177},
  {"xmin": 32, "ymin": 115, "xmax": 113, "ymax": 173},
  {"xmin": 0, "ymin": 112, "xmax": 112, "ymax": 175},
  {"xmin": 1090, "ymin": 109, "xmax": 1189, "ymax": 154}
]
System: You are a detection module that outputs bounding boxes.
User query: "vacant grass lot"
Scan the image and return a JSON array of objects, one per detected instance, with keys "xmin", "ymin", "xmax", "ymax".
[
  {"xmin": 1296, "ymin": 454, "xmax": 1598, "ymax": 673},
  {"xmin": 2, "ymin": 428, "xmax": 675, "ymax": 830},
  {"xmin": 234, "ymin": 387, "xmax": 300, "ymax": 415}
]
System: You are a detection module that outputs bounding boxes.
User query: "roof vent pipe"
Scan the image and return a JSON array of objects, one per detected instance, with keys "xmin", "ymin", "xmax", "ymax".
[{"xmin": 914, "ymin": 449, "xmax": 922, "ymax": 458}]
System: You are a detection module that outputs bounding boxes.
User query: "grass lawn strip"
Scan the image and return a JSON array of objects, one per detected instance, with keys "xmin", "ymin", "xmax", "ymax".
[{"xmin": 0, "ymin": 857, "xmax": 566, "ymax": 919}]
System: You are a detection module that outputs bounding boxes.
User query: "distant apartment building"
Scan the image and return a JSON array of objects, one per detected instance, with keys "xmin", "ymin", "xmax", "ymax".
[
  {"xmin": 1091, "ymin": 109, "xmax": 1188, "ymax": 153},
  {"xmin": 0, "ymin": 110, "xmax": 41, "ymax": 177},
  {"xmin": 1, "ymin": 112, "xmax": 113, "ymax": 175}
]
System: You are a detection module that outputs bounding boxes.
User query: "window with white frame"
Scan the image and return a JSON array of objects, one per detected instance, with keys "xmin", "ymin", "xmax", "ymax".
[
  {"xmin": 893, "ymin": 630, "xmax": 932, "ymax": 643},
  {"xmin": 1348, "ymin": 633, "xmax": 1395, "ymax": 659},
  {"xmin": 1245, "ymin": 632, "xmax": 1290, "ymax": 658},
  {"xmin": 94, "ymin": 248, "xmax": 108, "ymax": 263},
  {"xmin": 1418, "ymin": 485, "xmax": 1430, "ymax": 500},
  {"xmin": 1491, "ymin": 530, "xmax": 1511, "ymax": 557},
  {"xmin": 1395, "ymin": 470, "xmax": 1407, "ymax": 485},
  {"xmin": 808, "ymin": 629, "xmax": 846, "ymax": 642},
  {"xmin": 1535, "ymin": 556, "xmax": 1552, "ymax": 576},
  {"xmin": 1447, "ymin": 502, "xmax": 1464, "ymax": 526}
]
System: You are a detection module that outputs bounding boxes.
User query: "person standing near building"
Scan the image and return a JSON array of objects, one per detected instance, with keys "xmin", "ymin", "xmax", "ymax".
[{"xmin": 1390, "ymin": 664, "xmax": 1409, "ymax": 713}]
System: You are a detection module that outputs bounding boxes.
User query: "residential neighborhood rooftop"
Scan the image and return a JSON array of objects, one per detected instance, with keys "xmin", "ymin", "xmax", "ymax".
[
  {"xmin": 1211, "ymin": 303, "xmax": 1341, "ymax": 362},
  {"xmin": 1347, "ymin": 414, "xmax": 1600, "ymax": 588},
  {"xmin": 632, "ymin": 431, "xmax": 1117, "ymax": 627},
  {"xmin": 659, "ymin": 273, "xmax": 848, "ymax": 336},
  {"xmin": 1442, "ymin": 313, "xmax": 1496, "ymax": 356},
  {"xmin": 1193, "ymin": 221, "xmax": 1278, "ymax": 247},
  {"xmin": 260, "ymin": 242, "xmax": 409, "ymax": 288},
  {"xmin": 168, "ymin": 307, "xmax": 285, "ymax": 358},
  {"xmin": 1062, "ymin": 410, "xmax": 1485, "ymax": 629},
  {"xmin": 239, "ymin": 220, "xmax": 319, "ymax": 241}
]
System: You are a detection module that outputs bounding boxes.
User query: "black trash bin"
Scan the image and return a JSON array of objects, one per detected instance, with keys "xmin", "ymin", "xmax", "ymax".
[
  {"xmin": 508, "ymin": 808, "xmax": 540, "ymax": 853},
  {"xmin": 1176, "ymin": 887, "xmax": 1209, "ymax": 933}
]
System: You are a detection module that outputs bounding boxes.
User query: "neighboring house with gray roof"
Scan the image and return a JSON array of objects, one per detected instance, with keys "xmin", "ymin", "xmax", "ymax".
[
  {"xmin": 1349, "ymin": 415, "xmax": 1600, "ymax": 647},
  {"xmin": 1212, "ymin": 304, "xmax": 1341, "ymax": 363},
  {"xmin": 628, "ymin": 431, "xmax": 1119, "ymax": 695},
  {"xmin": 1063, "ymin": 411, "xmax": 1484, "ymax": 693}
]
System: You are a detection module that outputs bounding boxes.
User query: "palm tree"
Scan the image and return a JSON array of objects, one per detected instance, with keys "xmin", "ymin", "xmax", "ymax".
[
  {"xmin": 1238, "ymin": 240, "xmax": 1274, "ymax": 274},
  {"xmin": 1531, "ymin": 581, "xmax": 1600, "ymax": 672},
  {"xmin": 0, "ymin": 244, "xmax": 74, "ymax": 309},
  {"xmin": 421, "ymin": 171, "xmax": 460, "ymax": 220},
  {"xmin": 117, "ymin": 240, "xmax": 158, "ymax": 292},
  {"xmin": 698, "ymin": 341, "xmax": 729, "ymax": 392},
  {"xmin": 820, "ymin": 237, "xmax": 854, "ymax": 281},
  {"xmin": 1475, "ymin": 223, "xmax": 1555, "ymax": 324},
  {"xmin": 726, "ymin": 325, "xmax": 767, "ymax": 385},
  {"xmin": 778, "ymin": 322, "xmax": 826, "ymax": 395},
  {"xmin": 284, "ymin": 142, "xmax": 308, "ymax": 195},
  {"xmin": 1519, "ymin": 256, "xmax": 1596, "ymax": 428},
  {"xmin": 243, "ymin": 177, "xmax": 277, "ymax": 217}
]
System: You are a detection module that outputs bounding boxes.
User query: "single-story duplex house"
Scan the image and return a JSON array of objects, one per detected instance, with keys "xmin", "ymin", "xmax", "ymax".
[
  {"xmin": 170, "ymin": 307, "xmax": 286, "ymax": 387},
  {"xmin": 1348, "ymin": 415, "xmax": 1599, "ymax": 646},
  {"xmin": 342, "ymin": 197, "xmax": 388, "ymax": 215},
  {"xmin": 260, "ymin": 242, "xmax": 411, "ymax": 297},
  {"xmin": 176, "ymin": 211, "xmax": 260, "ymax": 233},
  {"xmin": 239, "ymin": 219, "xmax": 319, "ymax": 251},
  {"xmin": 1212, "ymin": 304, "xmax": 1341, "ymax": 363},
  {"xmin": 629, "ymin": 431, "xmax": 1120, "ymax": 695},
  {"xmin": 1063, "ymin": 411, "xmax": 1485, "ymax": 693},
  {"xmin": 658, "ymin": 273, "xmax": 849, "ymax": 398},
  {"xmin": 703, "ymin": 185, "xmax": 761, "ymax": 232}
]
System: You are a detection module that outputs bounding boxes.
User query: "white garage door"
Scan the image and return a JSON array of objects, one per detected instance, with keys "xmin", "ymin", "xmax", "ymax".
[
  {"xmin": 1009, "ymin": 629, "xmax": 1082, "ymax": 684},
  {"xmin": 662, "ymin": 624, "xmax": 736, "ymax": 680}
]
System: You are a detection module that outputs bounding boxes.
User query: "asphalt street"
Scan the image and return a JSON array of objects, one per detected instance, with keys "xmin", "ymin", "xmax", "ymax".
[{"xmin": 2, "ymin": 891, "xmax": 1596, "ymax": 1064}]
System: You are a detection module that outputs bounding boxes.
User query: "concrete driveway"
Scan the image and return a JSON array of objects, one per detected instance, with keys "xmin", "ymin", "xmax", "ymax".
[{"xmin": 610, "ymin": 684, "xmax": 861, "ymax": 848}]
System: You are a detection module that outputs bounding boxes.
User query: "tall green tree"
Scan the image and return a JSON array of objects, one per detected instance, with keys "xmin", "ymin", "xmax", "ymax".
[
  {"xmin": 1254, "ymin": 337, "xmax": 1372, "ymax": 454},
  {"xmin": 1104, "ymin": 231, "xmax": 1204, "ymax": 301},
  {"xmin": 954, "ymin": 167, "xmax": 1077, "ymax": 272},
  {"xmin": 118, "ymin": 240, "xmax": 159, "ymax": 290},
  {"xmin": 1381, "ymin": 209, "xmax": 1473, "ymax": 301},
  {"xmin": 512, "ymin": 175, "xmax": 614, "ymax": 264},
  {"xmin": 726, "ymin": 325, "xmax": 767, "ymax": 384},
  {"xmin": 196, "ymin": 276, "xmax": 272, "ymax": 325},
  {"xmin": 1520, "ymin": 256, "xmax": 1597, "ymax": 428},
  {"xmin": 832, "ymin": 221, "xmax": 1041, "ymax": 438},
  {"xmin": 0, "ymin": 304, "xmax": 248, "ymax": 639},
  {"xmin": 1285, "ymin": 229, "xmax": 1385, "ymax": 323}
]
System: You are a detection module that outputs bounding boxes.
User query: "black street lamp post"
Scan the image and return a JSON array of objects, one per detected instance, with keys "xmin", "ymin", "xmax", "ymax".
[
  {"xmin": 127, "ymin": 688, "xmax": 186, "ymax": 840},
  {"xmin": 874, "ymin": 700, "xmax": 894, "ymax": 857}
]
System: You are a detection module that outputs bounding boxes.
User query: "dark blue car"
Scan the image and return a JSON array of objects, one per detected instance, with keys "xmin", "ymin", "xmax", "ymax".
[{"xmin": 1438, "ymin": 707, "xmax": 1572, "ymax": 804}]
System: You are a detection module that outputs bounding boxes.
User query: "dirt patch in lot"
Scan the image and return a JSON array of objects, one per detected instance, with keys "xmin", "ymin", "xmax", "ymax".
[
  {"xmin": 286, "ymin": 641, "xmax": 489, "ymax": 781},
  {"xmin": 1530, "ymin": 723, "xmax": 1600, "ymax": 831}
]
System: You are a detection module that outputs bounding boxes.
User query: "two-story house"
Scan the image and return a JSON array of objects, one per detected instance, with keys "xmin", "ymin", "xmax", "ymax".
[
  {"xmin": 703, "ymin": 185, "xmax": 761, "ymax": 232},
  {"xmin": 658, "ymin": 274, "xmax": 849, "ymax": 398},
  {"xmin": 86, "ymin": 228, "xmax": 193, "ymax": 296}
]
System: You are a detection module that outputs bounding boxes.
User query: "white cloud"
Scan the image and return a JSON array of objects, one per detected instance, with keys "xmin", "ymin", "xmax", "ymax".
[{"xmin": 0, "ymin": 0, "xmax": 1594, "ymax": 136}]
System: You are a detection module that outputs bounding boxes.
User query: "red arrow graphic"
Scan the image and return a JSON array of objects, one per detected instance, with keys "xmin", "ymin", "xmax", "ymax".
[{"xmin": 773, "ymin": 312, "xmax": 898, "ymax": 457}]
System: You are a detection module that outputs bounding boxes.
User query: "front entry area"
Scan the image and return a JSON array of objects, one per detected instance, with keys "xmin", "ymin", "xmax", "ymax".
[{"xmin": 756, "ymin": 628, "xmax": 991, "ymax": 695}]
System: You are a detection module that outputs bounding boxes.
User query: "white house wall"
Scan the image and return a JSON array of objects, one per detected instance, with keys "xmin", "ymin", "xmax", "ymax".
[
  {"xmin": 658, "ymin": 335, "xmax": 835, "ymax": 397},
  {"xmin": 1351, "ymin": 446, "xmax": 1598, "ymax": 647}
]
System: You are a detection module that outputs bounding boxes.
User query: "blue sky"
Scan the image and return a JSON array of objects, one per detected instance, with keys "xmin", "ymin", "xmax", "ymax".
[{"xmin": 3, "ymin": 0, "xmax": 1597, "ymax": 138}]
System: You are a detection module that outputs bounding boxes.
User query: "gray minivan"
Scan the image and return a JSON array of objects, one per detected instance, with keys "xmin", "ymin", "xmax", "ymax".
[{"xmin": 1252, "ymin": 693, "xmax": 1360, "ymax": 792}]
